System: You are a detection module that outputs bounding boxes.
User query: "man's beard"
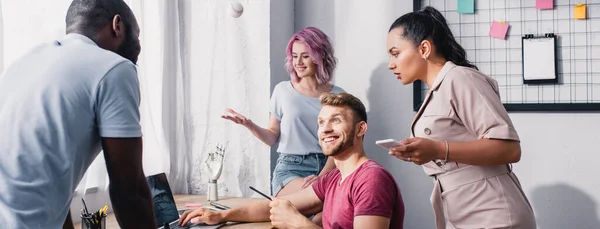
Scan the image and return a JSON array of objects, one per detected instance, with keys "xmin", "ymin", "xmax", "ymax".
[
  {"xmin": 116, "ymin": 32, "xmax": 139, "ymax": 65},
  {"xmin": 323, "ymin": 126, "xmax": 356, "ymax": 157}
]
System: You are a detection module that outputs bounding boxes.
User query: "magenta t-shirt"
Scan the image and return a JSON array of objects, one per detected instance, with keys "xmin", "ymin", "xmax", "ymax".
[{"xmin": 312, "ymin": 160, "xmax": 404, "ymax": 229}]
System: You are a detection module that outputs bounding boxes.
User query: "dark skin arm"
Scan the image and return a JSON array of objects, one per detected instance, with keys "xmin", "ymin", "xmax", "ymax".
[
  {"xmin": 62, "ymin": 211, "xmax": 74, "ymax": 229},
  {"xmin": 102, "ymin": 137, "xmax": 156, "ymax": 229}
]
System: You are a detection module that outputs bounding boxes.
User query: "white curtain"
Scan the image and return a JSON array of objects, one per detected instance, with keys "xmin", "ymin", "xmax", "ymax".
[
  {"xmin": 0, "ymin": 0, "xmax": 3, "ymax": 72},
  {"xmin": 126, "ymin": 0, "xmax": 272, "ymax": 196},
  {"xmin": 125, "ymin": 0, "xmax": 181, "ymax": 191},
  {"xmin": 181, "ymin": 0, "xmax": 271, "ymax": 197},
  {"xmin": 1, "ymin": 0, "xmax": 271, "ymax": 206}
]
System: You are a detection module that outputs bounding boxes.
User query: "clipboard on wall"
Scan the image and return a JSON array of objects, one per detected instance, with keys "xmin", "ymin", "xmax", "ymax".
[{"xmin": 521, "ymin": 33, "xmax": 558, "ymax": 84}]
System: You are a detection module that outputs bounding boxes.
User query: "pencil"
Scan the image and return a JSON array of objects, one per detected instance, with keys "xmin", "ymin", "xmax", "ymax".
[{"xmin": 249, "ymin": 186, "xmax": 272, "ymax": 201}]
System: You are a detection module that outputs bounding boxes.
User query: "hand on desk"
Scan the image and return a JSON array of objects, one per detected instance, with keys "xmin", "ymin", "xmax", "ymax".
[
  {"xmin": 269, "ymin": 198, "xmax": 312, "ymax": 229},
  {"xmin": 178, "ymin": 197, "xmax": 317, "ymax": 229},
  {"xmin": 179, "ymin": 208, "xmax": 223, "ymax": 226}
]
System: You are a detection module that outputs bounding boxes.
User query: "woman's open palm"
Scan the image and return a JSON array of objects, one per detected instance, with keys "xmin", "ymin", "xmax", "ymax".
[{"xmin": 221, "ymin": 108, "xmax": 251, "ymax": 127}]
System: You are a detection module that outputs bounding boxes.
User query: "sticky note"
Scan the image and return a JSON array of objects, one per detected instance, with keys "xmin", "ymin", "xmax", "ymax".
[
  {"xmin": 457, "ymin": 0, "xmax": 475, "ymax": 14},
  {"xmin": 489, "ymin": 21, "xmax": 510, "ymax": 39},
  {"xmin": 184, "ymin": 203, "xmax": 203, "ymax": 207},
  {"xmin": 574, "ymin": 4, "xmax": 586, "ymax": 19},
  {"xmin": 536, "ymin": 0, "xmax": 553, "ymax": 9}
]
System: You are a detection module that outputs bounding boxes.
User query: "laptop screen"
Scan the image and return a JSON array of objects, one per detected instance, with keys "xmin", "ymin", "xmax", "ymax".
[{"xmin": 147, "ymin": 173, "xmax": 179, "ymax": 227}]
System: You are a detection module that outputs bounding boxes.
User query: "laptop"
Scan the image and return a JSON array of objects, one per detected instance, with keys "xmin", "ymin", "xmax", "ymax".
[{"xmin": 147, "ymin": 173, "xmax": 224, "ymax": 229}]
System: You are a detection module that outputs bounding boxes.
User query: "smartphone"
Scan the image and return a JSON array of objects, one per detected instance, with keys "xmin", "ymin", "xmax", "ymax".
[{"xmin": 375, "ymin": 139, "xmax": 404, "ymax": 150}]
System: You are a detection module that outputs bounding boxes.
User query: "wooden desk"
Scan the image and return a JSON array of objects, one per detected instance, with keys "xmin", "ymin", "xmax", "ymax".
[{"xmin": 74, "ymin": 194, "xmax": 272, "ymax": 229}]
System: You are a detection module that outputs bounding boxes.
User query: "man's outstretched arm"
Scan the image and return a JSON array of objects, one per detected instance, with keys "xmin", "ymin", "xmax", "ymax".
[
  {"xmin": 102, "ymin": 137, "xmax": 156, "ymax": 229},
  {"xmin": 179, "ymin": 184, "xmax": 323, "ymax": 227}
]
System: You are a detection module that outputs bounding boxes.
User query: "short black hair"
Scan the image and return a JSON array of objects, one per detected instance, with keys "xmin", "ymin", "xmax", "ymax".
[
  {"xmin": 389, "ymin": 6, "xmax": 477, "ymax": 70},
  {"xmin": 65, "ymin": 0, "xmax": 135, "ymax": 35}
]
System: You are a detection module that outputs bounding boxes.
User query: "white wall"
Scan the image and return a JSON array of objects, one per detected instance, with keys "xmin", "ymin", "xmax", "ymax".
[
  {"xmin": 295, "ymin": 0, "xmax": 600, "ymax": 228},
  {"xmin": 0, "ymin": 0, "xmax": 71, "ymax": 69},
  {"xmin": 511, "ymin": 113, "xmax": 600, "ymax": 229}
]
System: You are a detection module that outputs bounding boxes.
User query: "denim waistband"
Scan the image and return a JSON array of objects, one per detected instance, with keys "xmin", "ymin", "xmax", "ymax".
[{"xmin": 279, "ymin": 153, "xmax": 326, "ymax": 158}]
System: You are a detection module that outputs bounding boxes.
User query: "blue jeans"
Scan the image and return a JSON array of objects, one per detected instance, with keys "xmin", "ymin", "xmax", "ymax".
[{"xmin": 271, "ymin": 153, "xmax": 327, "ymax": 196}]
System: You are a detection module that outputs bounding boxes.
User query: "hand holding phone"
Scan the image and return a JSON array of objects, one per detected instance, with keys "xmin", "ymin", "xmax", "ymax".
[{"xmin": 375, "ymin": 139, "xmax": 404, "ymax": 150}]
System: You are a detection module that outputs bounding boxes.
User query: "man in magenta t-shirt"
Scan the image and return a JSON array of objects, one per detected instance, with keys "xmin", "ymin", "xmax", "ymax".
[{"xmin": 179, "ymin": 92, "xmax": 405, "ymax": 229}]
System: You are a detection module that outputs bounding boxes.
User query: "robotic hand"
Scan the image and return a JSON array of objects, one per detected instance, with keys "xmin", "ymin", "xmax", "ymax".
[{"xmin": 204, "ymin": 142, "xmax": 226, "ymax": 201}]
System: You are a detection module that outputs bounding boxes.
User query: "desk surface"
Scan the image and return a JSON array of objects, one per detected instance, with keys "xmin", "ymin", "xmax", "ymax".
[{"xmin": 74, "ymin": 194, "xmax": 272, "ymax": 229}]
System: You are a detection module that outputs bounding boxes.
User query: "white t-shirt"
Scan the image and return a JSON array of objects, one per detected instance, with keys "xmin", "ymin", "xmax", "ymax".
[{"xmin": 0, "ymin": 33, "xmax": 142, "ymax": 228}]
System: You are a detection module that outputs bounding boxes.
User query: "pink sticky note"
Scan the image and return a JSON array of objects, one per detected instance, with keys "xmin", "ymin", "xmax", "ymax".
[
  {"xmin": 536, "ymin": 0, "xmax": 553, "ymax": 9},
  {"xmin": 184, "ymin": 203, "xmax": 203, "ymax": 207},
  {"xmin": 489, "ymin": 21, "xmax": 510, "ymax": 39}
]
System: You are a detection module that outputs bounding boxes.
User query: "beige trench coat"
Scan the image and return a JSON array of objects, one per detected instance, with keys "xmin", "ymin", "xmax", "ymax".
[{"xmin": 411, "ymin": 61, "xmax": 536, "ymax": 229}]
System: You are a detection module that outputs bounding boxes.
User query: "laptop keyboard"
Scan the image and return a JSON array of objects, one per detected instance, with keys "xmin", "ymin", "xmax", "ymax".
[
  {"xmin": 167, "ymin": 222, "xmax": 188, "ymax": 229},
  {"xmin": 167, "ymin": 220, "xmax": 204, "ymax": 229},
  {"xmin": 158, "ymin": 221, "xmax": 198, "ymax": 229}
]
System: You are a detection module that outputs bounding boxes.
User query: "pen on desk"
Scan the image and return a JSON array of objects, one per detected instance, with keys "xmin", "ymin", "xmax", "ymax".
[
  {"xmin": 249, "ymin": 186, "xmax": 272, "ymax": 201},
  {"xmin": 202, "ymin": 206, "xmax": 221, "ymax": 211},
  {"xmin": 210, "ymin": 202, "xmax": 231, "ymax": 210}
]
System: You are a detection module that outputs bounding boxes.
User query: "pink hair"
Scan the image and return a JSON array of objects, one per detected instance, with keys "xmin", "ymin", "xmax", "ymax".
[{"xmin": 284, "ymin": 27, "xmax": 336, "ymax": 84}]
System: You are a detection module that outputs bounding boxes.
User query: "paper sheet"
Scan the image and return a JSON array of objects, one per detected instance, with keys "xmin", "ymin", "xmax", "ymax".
[{"xmin": 522, "ymin": 37, "xmax": 556, "ymax": 80}]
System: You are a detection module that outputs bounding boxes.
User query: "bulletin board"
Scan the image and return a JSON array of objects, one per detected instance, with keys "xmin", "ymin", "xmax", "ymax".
[{"xmin": 412, "ymin": 0, "xmax": 600, "ymax": 111}]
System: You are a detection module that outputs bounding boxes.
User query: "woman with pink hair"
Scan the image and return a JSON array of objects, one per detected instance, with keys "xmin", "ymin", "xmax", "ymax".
[{"xmin": 222, "ymin": 27, "xmax": 345, "ymax": 197}]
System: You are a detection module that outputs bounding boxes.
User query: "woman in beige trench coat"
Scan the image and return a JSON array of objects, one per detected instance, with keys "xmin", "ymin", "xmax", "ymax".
[{"xmin": 385, "ymin": 6, "xmax": 537, "ymax": 229}]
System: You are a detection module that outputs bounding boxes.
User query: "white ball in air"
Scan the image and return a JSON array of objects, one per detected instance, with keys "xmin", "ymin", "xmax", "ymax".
[{"xmin": 230, "ymin": 2, "xmax": 243, "ymax": 18}]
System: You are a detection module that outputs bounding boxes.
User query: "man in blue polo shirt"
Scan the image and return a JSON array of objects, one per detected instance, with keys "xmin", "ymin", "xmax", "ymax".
[{"xmin": 0, "ymin": 0, "xmax": 156, "ymax": 228}]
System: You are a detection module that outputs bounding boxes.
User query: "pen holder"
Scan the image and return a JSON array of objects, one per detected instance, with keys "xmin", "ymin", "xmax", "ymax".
[{"xmin": 80, "ymin": 213, "xmax": 106, "ymax": 229}]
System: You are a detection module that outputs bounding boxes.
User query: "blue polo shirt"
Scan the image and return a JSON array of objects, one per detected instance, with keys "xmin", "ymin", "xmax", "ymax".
[{"xmin": 0, "ymin": 33, "xmax": 142, "ymax": 228}]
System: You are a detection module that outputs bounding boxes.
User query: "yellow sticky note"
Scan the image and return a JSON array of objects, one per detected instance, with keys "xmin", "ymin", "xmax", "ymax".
[{"xmin": 574, "ymin": 4, "xmax": 586, "ymax": 19}]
